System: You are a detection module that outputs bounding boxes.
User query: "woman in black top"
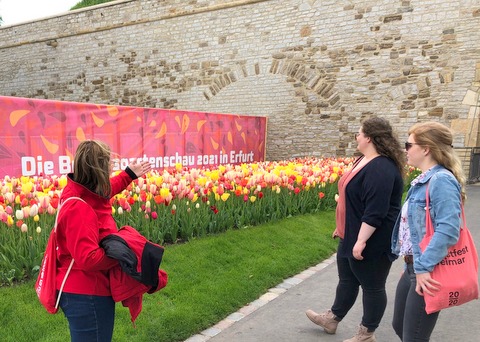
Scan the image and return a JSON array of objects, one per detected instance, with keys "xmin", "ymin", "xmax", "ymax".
[{"xmin": 306, "ymin": 117, "xmax": 405, "ymax": 342}]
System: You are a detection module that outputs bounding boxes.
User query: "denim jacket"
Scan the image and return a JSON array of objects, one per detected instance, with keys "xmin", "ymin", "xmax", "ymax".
[{"xmin": 391, "ymin": 165, "xmax": 461, "ymax": 274}]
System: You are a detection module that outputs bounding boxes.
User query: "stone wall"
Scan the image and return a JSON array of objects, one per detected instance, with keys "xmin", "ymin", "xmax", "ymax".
[{"xmin": 1, "ymin": 0, "xmax": 480, "ymax": 161}]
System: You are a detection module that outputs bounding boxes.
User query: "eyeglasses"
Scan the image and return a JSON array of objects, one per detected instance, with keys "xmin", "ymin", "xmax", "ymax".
[{"xmin": 404, "ymin": 142, "xmax": 420, "ymax": 151}]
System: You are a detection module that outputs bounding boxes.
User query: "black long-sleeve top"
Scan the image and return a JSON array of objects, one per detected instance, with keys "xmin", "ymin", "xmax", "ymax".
[{"xmin": 337, "ymin": 156, "xmax": 403, "ymax": 260}]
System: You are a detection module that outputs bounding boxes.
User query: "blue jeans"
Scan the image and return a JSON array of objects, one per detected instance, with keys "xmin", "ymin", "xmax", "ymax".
[
  {"xmin": 59, "ymin": 293, "xmax": 115, "ymax": 342},
  {"xmin": 331, "ymin": 248, "xmax": 392, "ymax": 331},
  {"xmin": 392, "ymin": 263, "xmax": 440, "ymax": 341}
]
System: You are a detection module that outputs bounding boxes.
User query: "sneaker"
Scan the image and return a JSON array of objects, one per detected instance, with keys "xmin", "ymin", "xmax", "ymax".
[
  {"xmin": 305, "ymin": 309, "xmax": 339, "ymax": 334},
  {"xmin": 343, "ymin": 324, "xmax": 376, "ymax": 342}
]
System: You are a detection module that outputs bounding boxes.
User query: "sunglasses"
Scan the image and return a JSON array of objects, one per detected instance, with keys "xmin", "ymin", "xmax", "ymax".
[{"xmin": 404, "ymin": 142, "xmax": 420, "ymax": 151}]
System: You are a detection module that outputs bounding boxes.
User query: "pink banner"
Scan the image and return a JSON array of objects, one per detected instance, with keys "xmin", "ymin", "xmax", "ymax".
[{"xmin": 0, "ymin": 96, "xmax": 267, "ymax": 177}]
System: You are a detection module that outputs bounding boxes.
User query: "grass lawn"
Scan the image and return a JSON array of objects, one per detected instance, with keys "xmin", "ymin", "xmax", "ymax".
[{"xmin": 0, "ymin": 211, "xmax": 337, "ymax": 341}]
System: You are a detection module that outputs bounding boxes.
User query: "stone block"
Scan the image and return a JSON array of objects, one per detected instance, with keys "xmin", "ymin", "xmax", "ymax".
[
  {"xmin": 462, "ymin": 89, "xmax": 479, "ymax": 106},
  {"xmin": 428, "ymin": 107, "xmax": 444, "ymax": 117},
  {"xmin": 383, "ymin": 14, "xmax": 402, "ymax": 23}
]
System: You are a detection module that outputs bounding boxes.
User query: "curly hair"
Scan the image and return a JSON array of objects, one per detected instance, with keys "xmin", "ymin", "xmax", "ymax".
[
  {"xmin": 361, "ymin": 117, "xmax": 406, "ymax": 177},
  {"xmin": 408, "ymin": 121, "xmax": 466, "ymax": 201},
  {"xmin": 73, "ymin": 140, "xmax": 112, "ymax": 197}
]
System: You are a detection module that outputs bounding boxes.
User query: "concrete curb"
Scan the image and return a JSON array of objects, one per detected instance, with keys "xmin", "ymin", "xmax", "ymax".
[{"xmin": 184, "ymin": 256, "xmax": 337, "ymax": 342}]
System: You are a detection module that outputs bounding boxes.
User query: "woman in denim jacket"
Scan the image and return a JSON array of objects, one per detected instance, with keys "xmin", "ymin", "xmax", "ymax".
[{"xmin": 391, "ymin": 121, "xmax": 466, "ymax": 341}]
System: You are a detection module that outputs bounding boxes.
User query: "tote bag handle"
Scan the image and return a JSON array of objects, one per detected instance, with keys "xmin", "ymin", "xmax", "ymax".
[{"xmin": 54, "ymin": 196, "xmax": 85, "ymax": 310}]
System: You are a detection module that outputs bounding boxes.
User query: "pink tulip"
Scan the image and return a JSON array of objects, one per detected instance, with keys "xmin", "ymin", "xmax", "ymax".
[
  {"xmin": 5, "ymin": 192, "xmax": 15, "ymax": 204},
  {"xmin": 5, "ymin": 206, "xmax": 13, "ymax": 215},
  {"xmin": 20, "ymin": 223, "xmax": 28, "ymax": 233},
  {"xmin": 149, "ymin": 184, "xmax": 158, "ymax": 194},
  {"xmin": 43, "ymin": 178, "xmax": 51, "ymax": 189},
  {"xmin": 22, "ymin": 207, "xmax": 30, "ymax": 218},
  {"xmin": 38, "ymin": 196, "xmax": 50, "ymax": 209}
]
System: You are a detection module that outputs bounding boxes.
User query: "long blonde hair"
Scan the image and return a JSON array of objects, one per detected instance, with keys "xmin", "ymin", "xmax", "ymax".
[
  {"xmin": 408, "ymin": 121, "xmax": 466, "ymax": 201},
  {"xmin": 73, "ymin": 140, "xmax": 112, "ymax": 197}
]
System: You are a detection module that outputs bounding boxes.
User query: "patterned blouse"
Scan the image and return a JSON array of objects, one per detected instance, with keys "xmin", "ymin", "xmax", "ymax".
[{"xmin": 398, "ymin": 169, "xmax": 430, "ymax": 256}]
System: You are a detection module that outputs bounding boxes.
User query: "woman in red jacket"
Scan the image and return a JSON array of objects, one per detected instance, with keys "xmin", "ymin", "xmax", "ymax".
[{"xmin": 56, "ymin": 140, "xmax": 151, "ymax": 342}]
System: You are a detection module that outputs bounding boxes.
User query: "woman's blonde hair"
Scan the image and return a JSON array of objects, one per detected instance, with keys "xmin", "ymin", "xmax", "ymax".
[
  {"xmin": 73, "ymin": 140, "xmax": 112, "ymax": 197},
  {"xmin": 408, "ymin": 121, "xmax": 466, "ymax": 201}
]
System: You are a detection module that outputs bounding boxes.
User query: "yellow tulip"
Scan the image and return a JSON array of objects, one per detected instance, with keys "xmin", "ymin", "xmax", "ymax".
[
  {"xmin": 21, "ymin": 182, "xmax": 33, "ymax": 194},
  {"xmin": 330, "ymin": 173, "xmax": 338, "ymax": 183},
  {"xmin": 197, "ymin": 177, "xmax": 207, "ymax": 187},
  {"xmin": 58, "ymin": 176, "xmax": 68, "ymax": 189},
  {"xmin": 154, "ymin": 176, "xmax": 164, "ymax": 186},
  {"xmin": 160, "ymin": 187, "xmax": 171, "ymax": 198},
  {"xmin": 209, "ymin": 170, "xmax": 219, "ymax": 182}
]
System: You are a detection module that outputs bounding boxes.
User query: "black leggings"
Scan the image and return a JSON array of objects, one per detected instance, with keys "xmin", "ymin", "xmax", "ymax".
[{"xmin": 331, "ymin": 249, "xmax": 393, "ymax": 331}]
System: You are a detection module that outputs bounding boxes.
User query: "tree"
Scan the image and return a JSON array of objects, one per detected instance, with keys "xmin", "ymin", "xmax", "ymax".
[{"xmin": 70, "ymin": 0, "xmax": 115, "ymax": 10}]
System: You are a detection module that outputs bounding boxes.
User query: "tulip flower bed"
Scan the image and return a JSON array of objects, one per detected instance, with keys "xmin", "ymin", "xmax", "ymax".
[{"xmin": 0, "ymin": 157, "xmax": 355, "ymax": 285}]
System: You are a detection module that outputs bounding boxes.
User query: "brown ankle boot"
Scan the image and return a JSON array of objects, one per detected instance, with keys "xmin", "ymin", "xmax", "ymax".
[
  {"xmin": 343, "ymin": 324, "xmax": 376, "ymax": 342},
  {"xmin": 305, "ymin": 309, "xmax": 339, "ymax": 334}
]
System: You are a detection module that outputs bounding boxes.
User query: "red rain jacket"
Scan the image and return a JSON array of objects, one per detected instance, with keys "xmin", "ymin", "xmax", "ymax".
[{"xmin": 56, "ymin": 171, "xmax": 134, "ymax": 295}]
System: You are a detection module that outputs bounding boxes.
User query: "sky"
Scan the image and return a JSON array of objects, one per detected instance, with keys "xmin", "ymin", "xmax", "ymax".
[{"xmin": 0, "ymin": 0, "xmax": 80, "ymax": 26}]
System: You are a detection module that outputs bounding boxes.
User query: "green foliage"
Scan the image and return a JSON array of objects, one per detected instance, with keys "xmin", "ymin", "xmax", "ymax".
[
  {"xmin": 1, "ymin": 181, "xmax": 337, "ymax": 284},
  {"xmin": 70, "ymin": 0, "xmax": 116, "ymax": 11},
  {"xmin": 0, "ymin": 211, "xmax": 338, "ymax": 341},
  {"xmin": 0, "ymin": 214, "xmax": 52, "ymax": 285},
  {"xmin": 115, "ymin": 182, "xmax": 338, "ymax": 244},
  {"xmin": 404, "ymin": 166, "xmax": 422, "ymax": 192}
]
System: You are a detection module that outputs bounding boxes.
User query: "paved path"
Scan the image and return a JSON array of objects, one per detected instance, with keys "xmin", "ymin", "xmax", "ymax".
[{"xmin": 186, "ymin": 185, "xmax": 480, "ymax": 342}]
